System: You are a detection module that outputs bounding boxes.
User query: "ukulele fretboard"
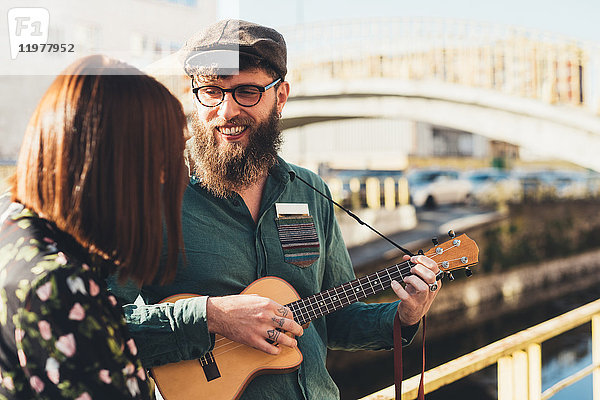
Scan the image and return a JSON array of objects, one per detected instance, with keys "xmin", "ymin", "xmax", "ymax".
[{"xmin": 286, "ymin": 261, "xmax": 414, "ymax": 325}]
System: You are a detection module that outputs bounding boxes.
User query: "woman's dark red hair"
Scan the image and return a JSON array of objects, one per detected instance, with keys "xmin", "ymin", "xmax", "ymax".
[{"xmin": 13, "ymin": 55, "xmax": 187, "ymax": 285}]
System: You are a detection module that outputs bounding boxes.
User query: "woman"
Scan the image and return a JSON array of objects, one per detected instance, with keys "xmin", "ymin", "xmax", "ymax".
[{"xmin": 0, "ymin": 55, "xmax": 187, "ymax": 399}]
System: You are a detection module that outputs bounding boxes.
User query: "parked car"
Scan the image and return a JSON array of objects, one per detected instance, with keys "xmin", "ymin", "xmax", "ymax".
[
  {"xmin": 513, "ymin": 170, "xmax": 557, "ymax": 200},
  {"xmin": 585, "ymin": 171, "xmax": 600, "ymax": 196},
  {"xmin": 545, "ymin": 171, "xmax": 589, "ymax": 199},
  {"xmin": 462, "ymin": 169, "xmax": 522, "ymax": 204},
  {"xmin": 514, "ymin": 169, "xmax": 592, "ymax": 200},
  {"xmin": 407, "ymin": 169, "xmax": 472, "ymax": 208}
]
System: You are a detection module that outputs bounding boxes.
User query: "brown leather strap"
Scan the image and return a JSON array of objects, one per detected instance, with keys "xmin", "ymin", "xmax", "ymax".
[
  {"xmin": 393, "ymin": 312, "xmax": 403, "ymax": 400},
  {"xmin": 394, "ymin": 313, "xmax": 426, "ymax": 400},
  {"xmin": 418, "ymin": 316, "xmax": 426, "ymax": 400}
]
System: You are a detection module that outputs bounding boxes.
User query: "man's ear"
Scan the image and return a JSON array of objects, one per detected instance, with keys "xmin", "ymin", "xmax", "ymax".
[{"xmin": 276, "ymin": 81, "xmax": 290, "ymax": 114}]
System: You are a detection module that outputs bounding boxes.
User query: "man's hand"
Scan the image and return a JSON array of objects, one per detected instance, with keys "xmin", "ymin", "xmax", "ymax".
[
  {"xmin": 391, "ymin": 255, "xmax": 441, "ymax": 326},
  {"xmin": 206, "ymin": 294, "xmax": 304, "ymax": 355}
]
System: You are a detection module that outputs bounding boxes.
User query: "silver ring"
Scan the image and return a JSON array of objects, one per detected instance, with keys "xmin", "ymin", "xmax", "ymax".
[{"xmin": 428, "ymin": 282, "xmax": 438, "ymax": 292}]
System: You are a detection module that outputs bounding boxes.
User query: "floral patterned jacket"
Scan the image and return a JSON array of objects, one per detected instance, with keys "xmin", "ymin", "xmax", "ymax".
[{"xmin": 0, "ymin": 196, "xmax": 151, "ymax": 399}]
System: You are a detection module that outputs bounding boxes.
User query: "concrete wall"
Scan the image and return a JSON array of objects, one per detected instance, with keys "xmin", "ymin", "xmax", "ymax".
[{"xmin": 280, "ymin": 118, "xmax": 414, "ymax": 171}]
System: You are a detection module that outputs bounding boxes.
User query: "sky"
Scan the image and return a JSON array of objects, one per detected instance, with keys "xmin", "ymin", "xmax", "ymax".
[{"xmin": 218, "ymin": 0, "xmax": 600, "ymax": 43}]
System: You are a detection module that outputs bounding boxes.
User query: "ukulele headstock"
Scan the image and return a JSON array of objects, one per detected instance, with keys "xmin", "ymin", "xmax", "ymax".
[{"xmin": 421, "ymin": 231, "xmax": 479, "ymax": 280}]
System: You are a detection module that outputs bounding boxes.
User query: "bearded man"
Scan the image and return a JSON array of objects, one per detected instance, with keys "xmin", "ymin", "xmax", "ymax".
[{"xmin": 109, "ymin": 19, "xmax": 442, "ymax": 400}]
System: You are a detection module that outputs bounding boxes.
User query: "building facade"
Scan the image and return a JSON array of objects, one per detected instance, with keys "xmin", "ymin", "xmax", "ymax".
[{"xmin": 1, "ymin": 0, "xmax": 217, "ymax": 160}]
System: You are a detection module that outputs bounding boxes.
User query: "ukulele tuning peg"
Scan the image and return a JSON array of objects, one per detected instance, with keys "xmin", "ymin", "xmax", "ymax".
[
  {"xmin": 418, "ymin": 249, "xmax": 424, "ymax": 255},
  {"xmin": 446, "ymin": 272, "xmax": 455, "ymax": 281},
  {"xmin": 448, "ymin": 230, "xmax": 456, "ymax": 238},
  {"xmin": 465, "ymin": 267, "xmax": 473, "ymax": 277},
  {"xmin": 432, "ymin": 237, "xmax": 439, "ymax": 246}
]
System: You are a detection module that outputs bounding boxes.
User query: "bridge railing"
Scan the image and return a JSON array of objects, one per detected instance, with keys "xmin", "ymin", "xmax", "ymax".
[
  {"xmin": 360, "ymin": 298, "xmax": 600, "ymax": 400},
  {"xmin": 282, "ymin": 18, "xmax": 600, "ymax": 114},
  {"xmin": 327, "ymin": 176, "xmax": 410, "ymax": 210}
]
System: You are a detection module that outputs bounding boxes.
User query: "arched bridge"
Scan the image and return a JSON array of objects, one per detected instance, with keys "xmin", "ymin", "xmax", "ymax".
[{"xmin": 279, "ymin": 18, "xmax": 600, "ymax": 171}]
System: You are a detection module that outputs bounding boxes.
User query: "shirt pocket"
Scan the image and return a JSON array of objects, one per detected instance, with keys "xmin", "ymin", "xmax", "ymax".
[{"xmin": 275, "ymin": 216, "xmax": 320, "ymax": 268}]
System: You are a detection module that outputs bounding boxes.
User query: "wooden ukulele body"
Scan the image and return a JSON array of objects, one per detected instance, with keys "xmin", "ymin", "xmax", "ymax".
[{"xmin": 151, "ymin": 277, "xmax": 304, "ymax": 400}]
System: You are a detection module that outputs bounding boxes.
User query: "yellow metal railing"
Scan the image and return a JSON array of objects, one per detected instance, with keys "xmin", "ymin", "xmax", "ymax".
[
  {"xmin": 328, "ymin": 176, "xmax": 410, "ymax": 210},
  {"xmin": 361, "ymin": 298, "xmax": 600, "ymax": 400}
]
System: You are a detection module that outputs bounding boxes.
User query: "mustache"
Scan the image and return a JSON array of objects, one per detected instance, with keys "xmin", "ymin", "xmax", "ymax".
[{"xmin": 207, "ymin": 116, "xmax": 255, "ymax": 129}]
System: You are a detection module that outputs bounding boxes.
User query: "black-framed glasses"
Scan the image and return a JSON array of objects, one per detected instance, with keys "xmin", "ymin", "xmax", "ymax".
[{"xmin": 192, "ymin": 78, "xmax": 281, "ymax": 107}]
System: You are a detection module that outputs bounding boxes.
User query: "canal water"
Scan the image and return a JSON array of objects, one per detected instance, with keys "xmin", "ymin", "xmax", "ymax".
[{"xmin": 328, "ymin": 262, "xmax": 599, "ymax": 399}]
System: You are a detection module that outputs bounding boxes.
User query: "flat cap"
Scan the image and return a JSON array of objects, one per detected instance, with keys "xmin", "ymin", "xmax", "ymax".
[{"xmin": 181, "ymin": 19, "xmax": 287, "ymax": 79}]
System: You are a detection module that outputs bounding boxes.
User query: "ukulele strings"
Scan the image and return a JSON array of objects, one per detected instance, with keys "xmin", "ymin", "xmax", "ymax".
[
  {"xmin": 207, "ymin": 249, "xmax": 465, "ymax": 359},
  {"xmin": 278, "ymin": 244, "xmax": 462, "ymax": 324}
]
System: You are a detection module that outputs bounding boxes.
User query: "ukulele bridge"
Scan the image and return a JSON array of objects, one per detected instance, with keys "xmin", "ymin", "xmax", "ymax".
[{"xmin": 200, "ymin": 352, "xmax": 221, "ymax": 381}]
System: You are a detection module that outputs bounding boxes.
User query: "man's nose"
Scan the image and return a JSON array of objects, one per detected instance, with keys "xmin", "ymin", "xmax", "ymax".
[{"xmin": 217, "ymin": 92, "xmax": 240, "ymax": 120}]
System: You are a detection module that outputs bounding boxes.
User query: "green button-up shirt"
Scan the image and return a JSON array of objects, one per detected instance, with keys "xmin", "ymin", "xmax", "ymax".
[{"xmin": 108, "ymin": 158, "xmax": 417, "ymax": 400}]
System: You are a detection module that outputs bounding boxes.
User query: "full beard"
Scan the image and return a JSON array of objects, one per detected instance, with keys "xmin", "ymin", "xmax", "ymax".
[{"xmin": 189, "ymin": 105, "xmax": 282, "ymax": 198}]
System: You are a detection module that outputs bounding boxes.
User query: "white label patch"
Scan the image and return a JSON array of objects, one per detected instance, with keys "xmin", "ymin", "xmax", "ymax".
[{"xmin": 275, "ymin": 203, "xmax": 310, "ymax": 217}]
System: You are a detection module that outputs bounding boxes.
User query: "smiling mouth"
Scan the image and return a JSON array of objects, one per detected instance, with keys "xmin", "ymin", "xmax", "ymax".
[{"xmin": 217, "ymin": 126, "xmax": 247, "ymax": 136}]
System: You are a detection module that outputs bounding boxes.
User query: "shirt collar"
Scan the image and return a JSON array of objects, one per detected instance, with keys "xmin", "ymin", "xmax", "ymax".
[{"xmin": 270, "ymin": 156, "xmax": 294, "ymax": 185}]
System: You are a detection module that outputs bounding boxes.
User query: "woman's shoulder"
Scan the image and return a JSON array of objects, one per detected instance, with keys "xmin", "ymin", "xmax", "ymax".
[
  {"xmin": 1, "ymin": 208, "xmax": 77, "ymax": 279},
  {"xmin": 1, "ymin": 240, "xmax": 93, "ymax": 319},
  {"xmin": 0, "ymin": 200, "xmax": 97, "ymax": 315}
]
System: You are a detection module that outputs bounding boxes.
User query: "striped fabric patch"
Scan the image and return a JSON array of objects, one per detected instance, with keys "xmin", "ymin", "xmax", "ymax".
[{"xmin": 275, "ymin": 216, "xmax": 320, "ymax": 267}]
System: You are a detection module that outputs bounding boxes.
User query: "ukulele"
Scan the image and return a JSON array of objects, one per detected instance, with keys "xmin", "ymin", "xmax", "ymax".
[{"xmin": 151, "ymin": 233, "xmax": 479, "ymax": 400}]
